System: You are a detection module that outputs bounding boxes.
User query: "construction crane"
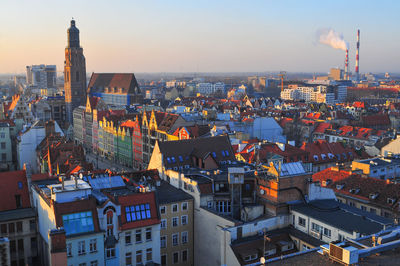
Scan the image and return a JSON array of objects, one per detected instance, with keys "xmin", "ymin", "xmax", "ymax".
[{"xmin": 278, "ymin": 71, "xmax": 286, "ymax": 92}]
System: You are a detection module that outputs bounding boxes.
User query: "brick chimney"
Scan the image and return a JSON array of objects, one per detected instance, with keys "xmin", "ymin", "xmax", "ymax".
[
  {"xmin": 45, "ymin": 120, "xmax": 56, "ymax": 137},
  {"xmin": 49, "ymin": 228, "xmax": 67, "ymax": 266}
]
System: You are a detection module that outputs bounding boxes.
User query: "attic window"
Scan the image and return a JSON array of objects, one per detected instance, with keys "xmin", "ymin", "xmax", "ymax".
[
  {"xmin": 336, "ymin": 154, "xmax": 341, "ymax": 160},
  {"xmin": 212, "ymin": 152, "xmax": 217, "ymax": 158},
  {"xmin": 336, "ymin": 184, "xmax": 344, "ymax": 190},
  {"xmin": 313, "ymin": 155, "xmax": 319, "ymax": 161},
  {"xmin": 179, "ymin": 156, "xmax": 184, "ymax": 162},
  {"xmin": 167, "ymin": 157, "xmax": 171, "ymax": 164},
  {"xmin": 328, "ymin": 153, "xmax": 334, "ymax": 159},
  {"xmin": 244, "ymin": 254, "xmax": 258, "ymax": 262},
  {"xmin": 342, "ymin": 153, "xmax": 347, "ymax": 159},
  {"xmin": 171, "ymin": 157, "xmax": 176, "ymax": 163},
  {"xmin": 321, "ymin": 154, "xmax": 327, "ymax": 160},
  {"xmin": 387, "ymin": 198, "xmax": 396, "ymax": 204},
  {"xmin": 225, "ymin": 150, "xmax": 229, "ymax": 156},
  {"xmin": 221, "ymin": 151, "xmax": 226, "ymax": 157}
]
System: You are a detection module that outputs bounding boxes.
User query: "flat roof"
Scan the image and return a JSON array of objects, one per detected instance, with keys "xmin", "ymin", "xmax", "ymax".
[
  {"xmin": 0, "ymin": 208, "xmax": 35, "ymax": 222},
  {"xmin": 291, "ymin": 200, "xmax": 391, "ymax": 235},
  {"xmin": 156, "ymin": 181, "xmax": 193, "ymax": 204}
]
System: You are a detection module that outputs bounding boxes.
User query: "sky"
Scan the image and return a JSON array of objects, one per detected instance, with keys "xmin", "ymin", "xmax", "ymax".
[{"xmin": 0, "ymin": 0, "xmax": 399, "ymax": 74}]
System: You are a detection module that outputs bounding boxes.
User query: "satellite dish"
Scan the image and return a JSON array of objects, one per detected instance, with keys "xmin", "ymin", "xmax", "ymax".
[{"xmin": 260, "ymin": 189, "xmax": 265, "ymax": 195}]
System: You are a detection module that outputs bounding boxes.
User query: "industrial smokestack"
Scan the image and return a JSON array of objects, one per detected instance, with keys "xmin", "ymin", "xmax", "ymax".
[
  {"xmin": 344, "ymin": 48, "xmax": 349, "ymax": 80},
  {"xmin": 355, "ymin": 29, "xmax": 360, "ymax": 81}
]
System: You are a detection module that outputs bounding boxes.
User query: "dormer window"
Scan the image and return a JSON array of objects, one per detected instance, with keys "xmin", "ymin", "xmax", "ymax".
[
  {"xmin": 321, "ymin": 154, "xmax": 327, "ymax": 160},
  {"xmin": 167, "ymin": 157, "xmax": 171, "ymax": 164},
  {"xmin": 336, "ymin": 184, "xmax": 344, "ymax": 190},
  {"xmin": 313, "ymin": 155, "xmax": 319, "ymax": 161},
  {"xmin": 171, "ymin": 157, "xmax": 176, "ymax": 163},
  {"xmin": 212, "ymin": 152, "xmax": 217, "ymax": 158},
  {"xmin": 328, "ymin": 153, "xmax": 334, "ymax": 159},
  {"xmin": 221, "ymin": 151, "xmax": 226, "ymax": 157},
  {"xmin": 387, "ymin": 198, "xmax": 396, "ymax": 204},
  {"xmin": 178, "ymin": 156, "xmax": 183, "ymax": 162}
]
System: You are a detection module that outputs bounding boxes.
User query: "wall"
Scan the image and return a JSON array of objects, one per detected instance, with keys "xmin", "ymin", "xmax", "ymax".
[
  {"xmin": 194, "ymin": 208, "xmax": 235, "ymax": 266},
  {"xmin": 66, "ymin": 233, "xmax": 104, "ymax": 266},
  {"xmin": 18, "ymin": 126, "xmax": 45, "ymax": 173}
]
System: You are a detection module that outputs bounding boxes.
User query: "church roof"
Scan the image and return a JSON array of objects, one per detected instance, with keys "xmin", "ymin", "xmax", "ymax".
[{"xmin": 87, "ymin": 73, "xmax": 141, "ymax": 95}]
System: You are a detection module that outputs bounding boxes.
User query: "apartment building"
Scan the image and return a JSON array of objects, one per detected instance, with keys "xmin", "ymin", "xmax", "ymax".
[
  {"xmin": 0, "ymin": 170, "xmax": 38, "ymax": 266},
  {"xmin": 157, "ymin": 181, "xmax": 194, "ymax": 266}
]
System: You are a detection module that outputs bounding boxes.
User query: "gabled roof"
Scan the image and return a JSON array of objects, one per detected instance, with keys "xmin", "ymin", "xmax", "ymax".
[
  {"xmin": 158, "ymin": 135, "xmax": 235, "ymax": 168},
  {"xmin": 88, "ymin": 73, "xmax": 141, "ymax": 95},
  {"xmin": 0, "ymin": 170, "xmax": 31, "ymax": 212}
]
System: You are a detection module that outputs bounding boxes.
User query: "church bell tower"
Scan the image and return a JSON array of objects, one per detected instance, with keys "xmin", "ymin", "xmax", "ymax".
[{"xmin": 64, "ymin": 19, "xmax": 87, "ymax": 124}]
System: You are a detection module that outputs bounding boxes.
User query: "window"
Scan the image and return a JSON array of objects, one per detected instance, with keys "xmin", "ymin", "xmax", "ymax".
[
  {"xmin": 181, "ymin": 231, "xmax": 188, "ymax": 244},
  {"xmin": 136, "ymin": 250, "xmax": 142, "ymax": 264},
  {"xmin": 8, "ymin": 223, "xmax": 15, "ymax": 233},
  {"xmin": 160, "ymin": 206, "xmax": 166, "ymax": 214},
  {"xmin": 78, "ymin": 263, "xmax": 86, "ymax": 266},
  {"xmin": 323, "ymin": 228, "xmax": 332, "ymax": 238},
  {"xmin": 136, "ymin": 229, "xmax": 142, "ymax": 243},
  {"xmin": 90, "ymin": 261, "xmax": 98, "ymax": 266},
  {"xmin": 78, "ymin": 240, "xmax": 85, "ymax": 255},
  {"xmin": 16, "ymin": 222, "xmax": 22, "ymax": 232},
  {"xmin": 178, "ymin": 156, "xmax": 183, "ymax": 162},
  {"xmin": 370, "ymin": 208, "xmax": 377, "ymax": 214},
  {"xmin": 30, "ymin": 237, "xmax": 37, "ymax": 250},
  {"xmin": 172, "ymin": 204, "xmax": 178, "ymax": 212},
  {"xmin": 18, "ymin": 239, "xmax": 24, "ymax": 252},
  {"xmin": 146, "ymin": 248, "xmax": 152, "ymax": 262},
  {"xmin": 1, "ymin": 224, "xmax": 6, "ymax": 234},
  {"xmin": 125, "ymin": 252, "xmax": 132, "ymax": 266},
  {"xmin": 161, "ymin": 219, "xmax": 167, "ymax": 229},
  {"xmin": 361, "ymin": 205, "xmax": 367, "ymax": 211},
  {"xmin": 15, "ymin": 195, "xmax": 22, "ymax": 209},
  {"xmin": 0, "ymin": 133, "xmax": 5, "ymax": 138},
  {"xmin": 298, "ymin": 217, "xmax": 306, "ymax": 227},
  {"xmin": 17, "ymin": 182, "xmax": 23, "ymax": 189},
  {"xmin": 216, "ymin": 201, "xmax": 231, "ymax": 213},
  {"xmin": 161, "ymin": 254, "xmax": 167, "ymax": 266},
  {"xmin": 349, "ymin": 201, "xmax": 355, "ymax": 207},
  {"xmin": 62, "ymin": 211, "xmax": 94, "ymax": 236},
  {"xmin": 172, "ymin": 217, "xmax": 179, "ymax": 227},
  {"xmin": 311, "ymin": 222, "xmax": 321, "ymax": 232},
  {"xmin": 1, "ymin": 142, "xmax": 5, "ymax": 149},
  {"xmin": 125, "ymin": 232, "xmax": 131, "ymax": 245},
  {"xmin": 207, "ymin": 201, "xmax": 213, "ymax": 209},
  {"xmin": 182, "ymin": 250, "xmax": 188, "ymax": 262},
  {"xmin": 107, "ymin": 212, "xmax": 113, "ymax": 225},
  {"xmin": 146, "ymin": 227, "xmax": 152, "ymax": 241},
  {"xmin": 172, "ymin": 233, "xmax": 179, "ymax": 246},
  {"xmin": 126, "ymin": 204, "xmax": 151, "ymax": 222},
  {"xmin": 67, "ymin": 243, "xmax": 72, "ymax": 257},
  {"xmin": 10, "ymin": 240, "xmax": 16, "ymax": 253},
  {"xmin": 173, "ymin": 252, "xmax": 179, "ymax": 264},
  {"xmin": 1, "ymin": 153, "xmax": 6, "ymax": 161},
  {"xmin": 182, "ymin": 202, "xmax": 188, "ymax": 211},
  {"xmin": 106, "ymin": 247, "xmax": 116, "ymax": 258},
  {"xmin": 212, "ymin": 152, "xmax": 217, "ymax": 158},
  {"xmin": 181, "ymin": 215, "xmax": 188, "ymax": 225},
  {"xmin": 161, "ymin": 235, "xmax": 167, "ymax": 248},
  {"xmin": 89, "ymin": 239, "xmax": 97, "ymax": 253}
]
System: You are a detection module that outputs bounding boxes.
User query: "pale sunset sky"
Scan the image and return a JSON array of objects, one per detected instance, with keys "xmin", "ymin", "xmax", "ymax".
[{"xmin": 0, "ymin": 0, "xmax": 399, "ymax": 74}]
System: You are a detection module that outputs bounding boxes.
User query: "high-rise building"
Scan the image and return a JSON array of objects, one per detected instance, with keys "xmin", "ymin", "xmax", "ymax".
[
  {"xmin": 64, "ymin": 19, "xmax": 87, "ymax": 124},
  {"xmin": 26, "ymin": 65, "xmax": 57, "ymax": 88}
]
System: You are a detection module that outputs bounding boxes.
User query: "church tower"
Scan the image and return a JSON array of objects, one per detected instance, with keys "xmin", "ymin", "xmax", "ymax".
[{"xmin": 64, "ymin": 19, "xmax": 87, "ymax": 124}]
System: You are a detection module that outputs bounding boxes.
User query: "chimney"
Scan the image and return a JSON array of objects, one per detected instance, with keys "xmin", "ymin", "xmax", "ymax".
[
  {"xmin": 355, "ymin": 29, "xmax": 360, "ymax": 81},
  {"xmin": 61, "ymin": 175, "xmax": 65, "ymax": 190},
  {"xmin": 344, "ymin": 48, "xmax": 349, "ymax": 80},
  {"xmin": 45, "ymin": 120, "xmax": 55, "ymax": 137}
]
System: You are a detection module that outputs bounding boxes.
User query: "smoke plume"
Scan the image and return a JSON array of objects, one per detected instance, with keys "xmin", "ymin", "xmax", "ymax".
[{"xmin": 317, "ymin": 28, "xmax": 348, "ymax": 51}]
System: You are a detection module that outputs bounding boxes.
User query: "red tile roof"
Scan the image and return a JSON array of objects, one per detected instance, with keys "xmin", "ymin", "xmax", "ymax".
[
  {"xmin": 0, "ymin": 170, "xmax": 31, "ymax": 211},
  {"xmin": 314, "ymin": 122, "xmax": 332, "ymax": 134}
]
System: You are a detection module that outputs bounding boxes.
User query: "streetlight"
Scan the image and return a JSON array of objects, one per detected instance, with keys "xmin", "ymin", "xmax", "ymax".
[{"xmin": 260, "ymin": 228, "xmax": 267, "ymax": 265}]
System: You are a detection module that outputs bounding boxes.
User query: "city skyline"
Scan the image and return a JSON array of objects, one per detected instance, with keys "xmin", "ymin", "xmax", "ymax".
[{"xmin": 1, "ymin": 0, "xmax": 399, "ymax": 74}]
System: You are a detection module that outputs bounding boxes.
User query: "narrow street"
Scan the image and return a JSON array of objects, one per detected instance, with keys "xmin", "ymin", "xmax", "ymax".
[{"xmin": 85, "ymin": 152, "xmax": 135, "ymax": 172}]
